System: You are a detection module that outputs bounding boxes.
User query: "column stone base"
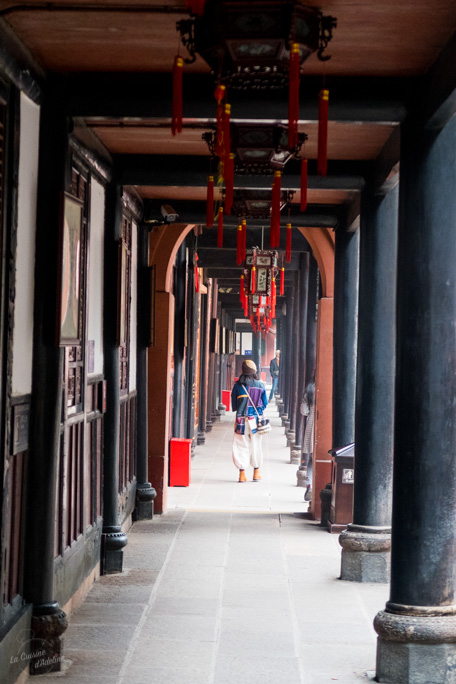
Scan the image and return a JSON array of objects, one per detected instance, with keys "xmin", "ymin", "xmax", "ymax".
[
  {"xmin": 134, "ymin": 483, "xmax": 157, "ymax": 521},
  {"xmin": 290, "ymin": 447, "xmax": 301, "ymax": 465},
  {"xmin": 375, "ymin": 610, "xmax": 456, "ymax": 684},
  {"xmin": 296, "ymin": 466, "xmax": 307, "ymax": 486},
  {"xmin": 206, "ymin": 420, "xmax": 213, "ymax": 432},
  {"xmin": 286, "ymin": 430, "xmax": 296, "ymax": 448},
  {"xmin": 29, "ymin": 604, "xmax": 68, "ymax": 674},
  {"xmin": 197, "ymin": 431, "xmax": 206, "ymax": 445},
  {"xmin": 101, "ymin": 526, "xmax": 128, "ymax": 574},
  {"xmin": 339, "ymin": 524, "xmax": 391, "ymax": 583}
]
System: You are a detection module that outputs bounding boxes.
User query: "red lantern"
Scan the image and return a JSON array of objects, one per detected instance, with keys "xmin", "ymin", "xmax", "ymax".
[{"xmin": 280, "ymin": 267, "xmax": 285, "ymax": 296}]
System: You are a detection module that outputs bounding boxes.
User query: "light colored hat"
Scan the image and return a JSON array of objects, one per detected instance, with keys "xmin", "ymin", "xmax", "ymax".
[{"xmin": 242, "ymin": 359, "xmax": 257, "ymax": 375}]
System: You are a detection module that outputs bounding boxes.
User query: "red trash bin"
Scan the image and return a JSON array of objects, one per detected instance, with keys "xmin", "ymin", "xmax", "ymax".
[
  {"xmin": 222, "ymin": 389, "xmax": 231, "ymax": 412},
  {"xmin": 169, "ymin": 438, "xmax": 192, "ymax": 486}
]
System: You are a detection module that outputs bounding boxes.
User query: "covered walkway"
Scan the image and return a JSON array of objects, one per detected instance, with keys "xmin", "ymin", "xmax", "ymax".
[{"xmin": 31, "ymin": 402, "xmax": 388, "ymax": 684}]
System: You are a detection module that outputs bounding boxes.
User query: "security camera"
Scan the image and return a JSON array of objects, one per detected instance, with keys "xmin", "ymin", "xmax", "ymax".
[{"xmin": 161, "ymin": 204, "xmax": 179, "ymax": 223}]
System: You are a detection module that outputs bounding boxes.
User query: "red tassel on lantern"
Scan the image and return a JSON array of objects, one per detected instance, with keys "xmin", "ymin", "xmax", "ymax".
[
  {"xmin": 206, "ymin": 175, "xmax": 214, "ymax": 228},
  {"xmin": 242, "ymin": 219, "xmax": 247, "ymax": 261},
  {"xmin": 251, "ymin": 266, "xmax": 256, "ymax": 295},
  {"xmin": 271, "ymin": 277, "xmax": 276, "ymax": 319},
  {"xmin": 270, "ymin": 170, "xmax": 281, "ymax": 248},
  {"xmin": 194, "ymin": 253, "xmax": 200, "ymax": 292},
  {"xmin": 217, "ymin": 207, "xmax": 224, "ymax": 248},
  {"xmin": 225, "ymin": 153, "xmax": 234, "ymax": 215},
  {"xmin": 223, "ymin": 104, "xmax": 231, "ymax": 161},
  {"xmin": 239, "ymin": 274, "xmax": 244, "ymax": 304},
  {"xmin": 172, "ymin": 56, "xmax": 184, "ymax": 136},
  {"xmin": 300, "ymin": 158, "xmax": 308, "ymax": 211},
  {"xmin": 214, "ymin": 85, "xmax": 226, "ymax": 158},
  {"xmin": 317, "ymin": 89, "xmax": 329, "ymax": 176},
  {"xmin": 236, "ymin": 223, "xmax": 243, "ymax": 265},
  {"xmin": 288, "ymin": 43, "xmax": 300, "ymax": 149},
  {"xmin": 280, "ymin": 267, "xmax": 285, "ymax": 296},
  {"xmin": 185, "ymin": 0, "xmax": 206, "ymax": 16},
  {"xmin": 286, "ymin": 223, "xmax": 292, "ymax": 263}
]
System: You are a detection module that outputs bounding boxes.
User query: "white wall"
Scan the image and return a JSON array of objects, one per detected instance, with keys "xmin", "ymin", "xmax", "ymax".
[
  {"xmin": 12, "ymin": 93, "xmax": 40, "ymax": 396},
  {"xmin": 129, "ymin": 221, "xmax": 137, "ymax": 391},
  {"xmin": 87, "ymin": 178, "xmax": 105, "ymax": 376}
]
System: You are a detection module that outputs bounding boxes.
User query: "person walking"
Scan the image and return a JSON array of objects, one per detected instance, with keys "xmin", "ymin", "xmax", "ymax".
[
  {"xmin": 301, "ymin": 379, "xmax": 315, "ymax": 502},
  {"xmin": 269, "ymin": 349, "xmax": 281, "ymax": 401},
  {"xmin": 231, "ymin": 359, "xmax": 268, "ymax": 482}
]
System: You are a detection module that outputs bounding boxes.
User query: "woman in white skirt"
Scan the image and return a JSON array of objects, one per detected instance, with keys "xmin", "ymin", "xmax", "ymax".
[{"xmin": 231, "ymin": 359, "xmax": 268, "ymax": 482}]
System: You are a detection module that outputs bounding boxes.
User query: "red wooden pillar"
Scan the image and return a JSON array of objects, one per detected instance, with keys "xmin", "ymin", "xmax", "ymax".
[{"xmin": 147, "ymin": 223, "xmax": 195, "ymax": 513}]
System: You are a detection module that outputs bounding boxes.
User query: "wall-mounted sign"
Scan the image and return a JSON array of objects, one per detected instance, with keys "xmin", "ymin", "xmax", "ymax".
[{"xmin": 342, "ymin": 468, "xmax": 354, "ymax": 484}]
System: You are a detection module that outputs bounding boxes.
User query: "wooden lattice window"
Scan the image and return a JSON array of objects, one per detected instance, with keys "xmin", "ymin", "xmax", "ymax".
[{"xmin": 64, "ymin": 167, "xmax": 88, "ymax": 416}]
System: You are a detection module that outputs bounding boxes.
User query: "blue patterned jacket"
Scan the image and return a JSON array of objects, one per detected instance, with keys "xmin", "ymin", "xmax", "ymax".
[{"xmin": 231, "ymin": 379, "xmax": 268, "ymax": 417}]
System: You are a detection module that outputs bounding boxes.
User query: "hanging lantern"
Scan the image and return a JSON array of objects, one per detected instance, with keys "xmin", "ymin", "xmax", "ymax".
[
  {"xmin": 280, "ymin": 266, "xmax": 285, "ymax": 295},
  {"xmin": 172, "ymin": 56, "xmax": 184, "ymax": 136},
  {"xmin": 317, "ymin": 89, "xmax": 329, "ymax": 176},
  {"xmin": 244, "ymin": 248, "xmax": 279, "ymax": 332}
]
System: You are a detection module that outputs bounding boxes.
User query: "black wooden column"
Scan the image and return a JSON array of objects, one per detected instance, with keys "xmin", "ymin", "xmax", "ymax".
[
  {"xmin": 292, "ymin": 252, "xmax": 310, "ymax": 465},
  {"xmin": 282, "ymin": 289, "xmax": 294, "ymax": 428},
  {"xmin": 305, "ymin": 257, "xmax": 318, "ymax": 386},
  {"xmin": 298, "ymin": 255, "xmax": 318, "ymax": 485},
  {"xmin": 197, "ymin": 290, "xmax": 208, "ymax": 444},
  {"xmin": 172, "ymin": 242, "xmax": 186, "ymax": 438},
  {"xmin": 24, "ymin": 77, "xmax": 68, "ymax": 673},
  {"xmin": 204, "ymin": 279, "xmax": 213, "ymax": 432},
  {"xmin": 374, "ymin": 115, "xmax": 456, "ymax": 683},
  {"xmin": 101, "ymin": 184, "xmax": 128, "ymax": 573},
  {"xmin": 332, "ymin": 226, "xmax": 359, "ymax": 448},
  {"xmin": 339, "ymin": 184, "xmax": 398, "ymax": 581},
  {"xmin": 134, "ymin": 225, "xmax": 156, "ymax": 520},
  {"xmin": 252, "ymin": 330, "xmax": 261, "ymax": 376},
  {"xmin": 287, "ymin": 272, "xmax": 300, "ymax": 452}
]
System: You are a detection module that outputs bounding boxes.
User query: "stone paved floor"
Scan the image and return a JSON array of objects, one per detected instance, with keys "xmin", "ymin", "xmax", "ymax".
[{"xmin": 30, "ymin": 399, "xmax": 389, "ymax": 684}]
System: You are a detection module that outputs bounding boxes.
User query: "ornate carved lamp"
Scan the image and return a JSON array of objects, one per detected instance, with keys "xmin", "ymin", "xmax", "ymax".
[
  {"xmin": 241, "ymin": 248, "xmax": 279, "ymax": 333},
  {"xmin": 178, "ymin": 0, "xmax": 336, "ymax": 90}
]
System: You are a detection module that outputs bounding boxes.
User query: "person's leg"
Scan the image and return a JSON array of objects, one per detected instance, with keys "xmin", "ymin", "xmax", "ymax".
[
  {"xmin": 232, "ymin": 429, "xmax": 250, "ymax": 481},
  {"xmin": 269, "ymin": 376, "xmax": 278, "ymax": 400},
  {"xmin": 304, "ymin": 453, "xmax": 313, "ymax": 500},
  {"xmin": 247, "ymin": 419, "xmax": 264, "ymax": 480}
]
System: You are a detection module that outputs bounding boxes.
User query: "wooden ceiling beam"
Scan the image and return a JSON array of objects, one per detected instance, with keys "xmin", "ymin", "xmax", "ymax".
[
  {"xmin": 117, "ymin": 153, "xmax": 367, "ymax": 190},
  {"xmin": 68, "ymin": 73, "xmax": 408, "ymax": 123}
]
